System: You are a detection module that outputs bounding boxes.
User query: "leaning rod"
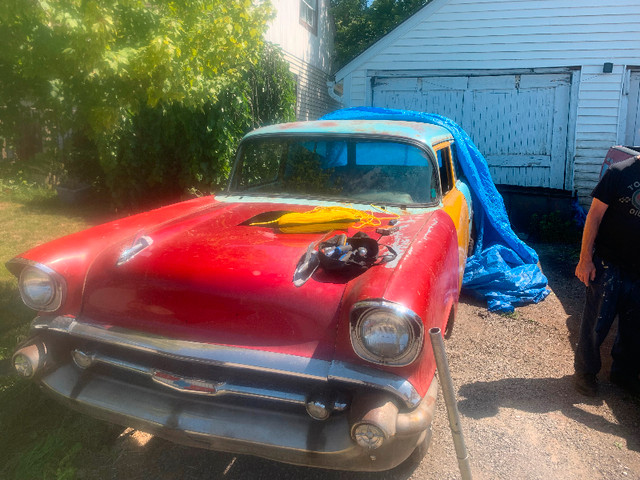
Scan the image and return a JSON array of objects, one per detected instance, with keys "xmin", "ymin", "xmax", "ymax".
[{"xmin": 429, "ymin": 327, "xmax": 472, "ymax": 480}]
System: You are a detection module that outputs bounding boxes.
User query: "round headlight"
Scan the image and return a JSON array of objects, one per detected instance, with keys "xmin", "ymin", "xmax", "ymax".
[
  {"xmin": 360, "ymin": 311, "xmax": 411, "ymax": 358},
  {"xmin": 350, "ymin": 301, "xmax": 423, "ymax": 366},
  {"xmin": 18, "ymin": 265, "xmax": 64, "ymax": 311}
]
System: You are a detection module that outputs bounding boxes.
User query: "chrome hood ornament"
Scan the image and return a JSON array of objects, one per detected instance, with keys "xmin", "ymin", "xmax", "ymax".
[{"xmin": 117, "ymin": 235, "xmax": 153, "ymax": 266}]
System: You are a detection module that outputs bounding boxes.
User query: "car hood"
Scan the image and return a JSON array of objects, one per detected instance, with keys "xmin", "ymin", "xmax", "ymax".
[{"xmin": 81, "ymin": 201, "xmax": 430, "ymax": 360}]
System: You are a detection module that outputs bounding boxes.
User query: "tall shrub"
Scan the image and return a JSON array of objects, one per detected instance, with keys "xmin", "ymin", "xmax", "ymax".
[
  {"xmin": 104, "ymin": 44, "xmax": 296, "ymax": 207},
  {"xmin": 0, "ymin": 0, "xmax": 295, "ymax": 206}
]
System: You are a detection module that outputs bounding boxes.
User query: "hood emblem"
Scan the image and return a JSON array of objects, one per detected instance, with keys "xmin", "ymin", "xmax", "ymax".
[{"xmin": 117, "ymin": 235, "xmax": 153, "ymax": 266}]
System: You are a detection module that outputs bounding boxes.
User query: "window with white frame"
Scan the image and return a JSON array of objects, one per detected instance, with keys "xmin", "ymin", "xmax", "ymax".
[{"xmin": 300, "ymin": 0, "xmax": 317, "ymax": 34}]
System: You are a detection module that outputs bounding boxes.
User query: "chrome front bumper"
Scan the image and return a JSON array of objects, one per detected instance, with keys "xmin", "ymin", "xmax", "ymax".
[{"xmin": 16, "ymin": 316, "xmax": 438, "ymax": 471}]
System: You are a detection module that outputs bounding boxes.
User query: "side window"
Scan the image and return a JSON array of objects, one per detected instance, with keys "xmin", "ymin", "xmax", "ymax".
[
  {"xmin": 436, "ymin": 147, "xmax": 454, "ymax": 194},
  {"xmin": 300, "ymin": 0, "xmax": 318, "ymax": 34},
  {"xmin": 450, "ymin": 142, "xmax": 463, "ymax": 181}
]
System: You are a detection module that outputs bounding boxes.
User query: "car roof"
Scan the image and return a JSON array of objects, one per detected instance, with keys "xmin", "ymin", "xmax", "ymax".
[{"xmin": 243, "ymin": 120, "xmax": 454, "ymax": 149}]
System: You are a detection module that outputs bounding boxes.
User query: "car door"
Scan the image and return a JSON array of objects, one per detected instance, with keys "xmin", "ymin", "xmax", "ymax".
[{"xmin": 435, "ymin": 141, "xmax": 471, "ymax": 289}]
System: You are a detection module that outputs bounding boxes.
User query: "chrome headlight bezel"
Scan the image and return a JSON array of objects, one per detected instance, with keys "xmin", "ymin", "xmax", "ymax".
[
  {"xmin": 17, "ymin": 262, "xmax": 66, "ymax": 312},
  {"xmin": 349, "ymin": 300, "xmax": 424, "ymax": 367}
]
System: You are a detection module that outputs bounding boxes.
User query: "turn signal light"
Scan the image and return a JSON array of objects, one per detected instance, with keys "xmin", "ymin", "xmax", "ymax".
[
  {"xmin": 352, "ymin": 423, "xmax": 385, "ymax": 449},
  {"xmin": 13, "ymin": 353, "xmax": 34, "ymax": 378},
  {"xmin": 12, "ymin": 342, "xmax": 47, "ymax": 379}
]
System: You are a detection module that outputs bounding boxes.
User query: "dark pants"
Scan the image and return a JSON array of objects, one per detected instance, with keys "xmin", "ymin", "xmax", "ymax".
[{"xmin": 574, "ymin": 257, "xmax": 640, "ymax": 378}]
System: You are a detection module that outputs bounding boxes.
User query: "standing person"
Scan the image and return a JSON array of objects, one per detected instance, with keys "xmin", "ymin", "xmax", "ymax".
[{"xmin": 573, "ymin": 154, "xmax": 640, "ymax": 396}]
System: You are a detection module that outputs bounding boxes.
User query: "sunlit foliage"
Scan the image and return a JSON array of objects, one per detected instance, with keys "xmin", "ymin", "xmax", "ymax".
[
  {"xmin": 0, "ymin": 0, "xmax": 296, "ymax": 206},
  {"xmin": 330, "ymin": 0, "xmax": 429, "ymax": 69}
]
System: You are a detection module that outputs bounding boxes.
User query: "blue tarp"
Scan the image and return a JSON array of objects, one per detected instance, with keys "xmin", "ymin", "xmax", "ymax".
[{"xmin": 321, "ymin": 107, "xmax": 550, "ymax": 313}]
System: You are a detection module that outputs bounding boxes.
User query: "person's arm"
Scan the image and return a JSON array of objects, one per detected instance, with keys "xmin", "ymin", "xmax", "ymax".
[{"xmin": 575, "ymin": 198, "xmax": 609, "ymax": 286}]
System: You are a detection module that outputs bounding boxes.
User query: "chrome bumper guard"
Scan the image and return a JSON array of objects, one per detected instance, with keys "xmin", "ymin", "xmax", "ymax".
[
  {"xmin": 40, "ymin": 362, "xmax": 437, "ymax": 471},
  {"xmin": 33, "ymin": 315, "xmax": 423, "ymax": 407},
  {"xmin": 71, "ymin": 348, "xmax": 348, "ymax": 411},
  {"xmin": 20, "ymin": 316, "xmax": 439, "ymax": 471}
]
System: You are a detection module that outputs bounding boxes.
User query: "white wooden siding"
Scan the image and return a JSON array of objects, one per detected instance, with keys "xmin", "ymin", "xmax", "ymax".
[
  {"xmin": 265, "ymin": 0, "xmax": 339, "ymax": 119},
  {"xmin": 345, "ymin": 71, "xmax": 368, "ymax": 107},
  {"xmin": 347, "ymin": 1, "xmax": 640, "ymax": 71},
  {"xmin": 284, "ymin": 52, "xmax": 341, "ymax": 120},
  {"xmin": 335, "ymin": 0, "xmax": 640, "ymax": 206},
  {"xmin": 265, "ymin": 0, "xmax": 333, "ymax": 73},
  {"xmin": 573, "ymin": 65, "xmax": 624, "ymax": 205}
]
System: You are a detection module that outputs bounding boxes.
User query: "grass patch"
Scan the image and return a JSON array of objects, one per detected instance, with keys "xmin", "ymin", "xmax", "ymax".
[
  {"xmin": 0, "ymin": 164, "xmax": 121, "ymax": 479},
  {"xmin": 0, "ymin": 376, "xmax": 120, "ymax": 480}
]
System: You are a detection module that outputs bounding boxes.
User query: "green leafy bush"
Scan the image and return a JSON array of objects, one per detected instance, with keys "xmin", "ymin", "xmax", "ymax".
[
  {"xmin": 103, "ymin": 44, "xmax": 296, "ymax": 207},
  {"xmin": 0, "ymin": 0, "xmax": 296, "ymax": 207},
  {"xmin": 528, "ymin": 211, "xmax": 582, "ymax": 244}
]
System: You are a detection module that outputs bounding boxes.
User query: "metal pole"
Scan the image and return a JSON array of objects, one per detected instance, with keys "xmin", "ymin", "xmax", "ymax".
[{"xmin": 429, "ymin": 327, "xmax": 472, "ymax": 480}]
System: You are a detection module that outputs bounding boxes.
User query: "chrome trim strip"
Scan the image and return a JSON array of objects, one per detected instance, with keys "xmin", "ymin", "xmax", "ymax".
[
  {"xmin": 10, "ymin": 259, "xmax": 66, "ymax": 312},
  {"xmin": 39, "ymin": 364, "xmax": 427, "ymax": 471},
  {"xmin": 81, "ymin": 350, "xmax": 154, "ymax": 376},
  {"xmin": 32, "ymin": 316, "xmax": 421, "ymax": 407},
  {"xmin": 34, "ymin": 316, "xmax": 330, "ymax": 380},
  {"xmin": 74, "ymin": 349, "xmax": 310, "ymax": 405},
  {"xmin": 328, "ymin": 361, "xmax": 422, "ymax": 408}
]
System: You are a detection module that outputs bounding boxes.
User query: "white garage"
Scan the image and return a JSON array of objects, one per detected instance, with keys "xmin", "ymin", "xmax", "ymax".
[{"xmin": 333, "ymin": 0, "xmax": 640, "ymax": 207}]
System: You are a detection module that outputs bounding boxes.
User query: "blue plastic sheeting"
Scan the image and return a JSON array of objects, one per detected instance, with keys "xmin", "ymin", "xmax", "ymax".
[
  {"xmin": 572, "ymin": 198, "xmax": 587, "ymax": 228},
  {"xmin": 321, "ymin": 107, "xmax": 550, "ymax": 313}
]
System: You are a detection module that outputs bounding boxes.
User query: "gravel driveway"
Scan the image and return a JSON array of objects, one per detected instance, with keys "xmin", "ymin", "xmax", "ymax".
[{"xmin": 81, "ymin": 243, "xmax": 640, "ymax": 480}]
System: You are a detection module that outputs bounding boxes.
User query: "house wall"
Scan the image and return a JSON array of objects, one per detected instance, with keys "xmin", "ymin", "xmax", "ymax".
[
  {"xmin": 265, "ymin": 0, "xmax": 340, "ymax": 119},
  {"xmin": 335, "ymin": 0, "xmax": 640, "ymax": 206},
  {"xmin": 283, "ymin": 51, "xmax": 342, "ymax": 120}
]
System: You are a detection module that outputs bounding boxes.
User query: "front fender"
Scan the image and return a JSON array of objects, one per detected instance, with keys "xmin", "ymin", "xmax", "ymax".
[{"xmin": 332, "ymin": 209, "xmax": 460, "ymax": 399}]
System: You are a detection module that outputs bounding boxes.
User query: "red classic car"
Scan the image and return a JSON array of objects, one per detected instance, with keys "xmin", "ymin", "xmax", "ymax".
[{"xmin": 9, "ymin": 120, "xmax": 472, "ymax": 471}]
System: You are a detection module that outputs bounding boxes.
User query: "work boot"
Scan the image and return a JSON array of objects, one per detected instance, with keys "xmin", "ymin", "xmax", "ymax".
[
  {"xmin": 574, "ymin": 373, "xmax": 598, "ymax": 396},
  {"xmin": 610, "ymin": 371, "xmax": 640, "ymax": 397}
]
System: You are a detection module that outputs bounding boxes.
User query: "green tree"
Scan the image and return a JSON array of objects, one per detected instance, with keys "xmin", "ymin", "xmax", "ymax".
[
  {"xmin": 106, "ymin": 44, "xmax": 296, "ymax": 207},
  {"xmin": 0, "ymin": 0, "xmax": 296, "ymax": 206},
  {"xmin": 331, "ymin": 0, "xmax": 429, "ymax": 69}
]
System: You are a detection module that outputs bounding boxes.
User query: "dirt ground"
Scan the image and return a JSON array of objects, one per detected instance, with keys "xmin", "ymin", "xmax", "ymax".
[{"xmin": 79, "ymin": 243, "xmax": 640, "ymax": 480}]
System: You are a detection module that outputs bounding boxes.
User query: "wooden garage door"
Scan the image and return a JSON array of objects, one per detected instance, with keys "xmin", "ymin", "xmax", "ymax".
[
  {"xmin": 625, "ymin": 71, "xmax": 640, "ymax": 146},
  {"xmin": 372, "ymin": 73, "xmax": 571, "ymax": 189}
]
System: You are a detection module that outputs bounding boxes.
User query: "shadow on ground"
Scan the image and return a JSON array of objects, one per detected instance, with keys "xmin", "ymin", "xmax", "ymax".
[
  {"xmin": 90, "ymin": 431, "xmax": 422, "ymax": 480},
  {"xmin": 534, "ymin": 242, "xmax": 620, "ymax": 375},
  {"xmin": 457, "ymin": 374, "xmax": 640, "ymax": 452},
  {"xmin": 15, "ymin": 193, "xmax": 121, "ymax": 226}
]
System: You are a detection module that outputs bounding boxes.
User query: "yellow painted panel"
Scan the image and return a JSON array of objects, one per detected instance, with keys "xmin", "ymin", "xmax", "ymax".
[{"xmin": 442, "ymin": 188, "xmax": 470, "ymax": 289}]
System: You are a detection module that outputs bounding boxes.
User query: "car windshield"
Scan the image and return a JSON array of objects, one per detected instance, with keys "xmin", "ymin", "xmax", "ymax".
[{"xmin": 228, "ymin": 136, "xmax": 439, "ymax": 206}]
